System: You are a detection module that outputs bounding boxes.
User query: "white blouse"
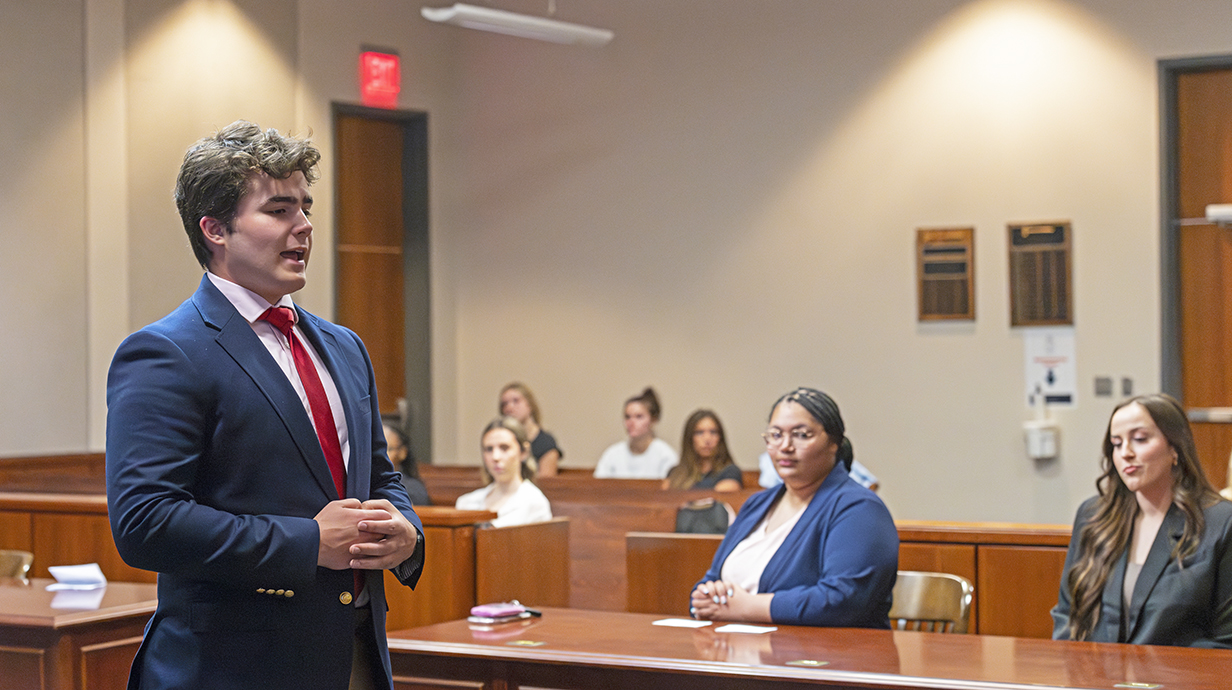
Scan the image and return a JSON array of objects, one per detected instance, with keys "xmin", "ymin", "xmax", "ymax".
[
  {"xmin": 454, "ymin": 480, "xmax": 552, "ymax": 528},
  {"xmin": 719, "ymin": 501, "xmax": 807, "ymax": 594}
]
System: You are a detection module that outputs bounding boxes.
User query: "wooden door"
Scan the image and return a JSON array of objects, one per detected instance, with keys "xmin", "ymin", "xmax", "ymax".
[
  {"xmin": 1176, "ymin": 67, "xmax": 1232, "ymax": 489},
  {"xmin": 336, "ymin": 114, "xmax": 405, "ymax": 412},
  {"xmin": 334, "ymin": 107, "xmax": 432, "ymax": 463}
]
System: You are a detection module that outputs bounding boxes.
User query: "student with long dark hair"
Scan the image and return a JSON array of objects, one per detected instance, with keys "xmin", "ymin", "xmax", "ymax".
[
  {"xmin": 1052, "ymin": 394, "xmax": 1232, "ymax": 646},
  {"xmin": 665, "ymin": 409, "xmax": 742, "ymax": 491}
]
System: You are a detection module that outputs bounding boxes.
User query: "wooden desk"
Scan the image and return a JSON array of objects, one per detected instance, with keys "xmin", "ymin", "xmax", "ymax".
[
  {"xmin": 388, "ymin": 607, "xmax": 1232, "ymax": 690},
  {"xmin": 0, "ymin": 578, "xmax": 156, "ymax": 690},
  {"xmin": 626, "ymin": 523, "xmax": 1071, "ymax": 638}
]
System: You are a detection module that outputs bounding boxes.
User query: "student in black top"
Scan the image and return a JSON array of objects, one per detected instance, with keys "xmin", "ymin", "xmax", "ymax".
[
  {"xmin": 383, "ymin": 420, "xmax": 431, "ymax": 507},
  {"xmin": 499, "ymin": 382, "xmax": 564, "ymax": 477},
  {"xmin": 665, "ymin": 409, "xmax": 743, "ymax": 491}
]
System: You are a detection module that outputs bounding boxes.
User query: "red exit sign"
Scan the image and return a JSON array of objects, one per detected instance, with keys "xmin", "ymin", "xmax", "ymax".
[{"xmin": 359, "ymin": 51, "xmax": 400, "ymax": 109}]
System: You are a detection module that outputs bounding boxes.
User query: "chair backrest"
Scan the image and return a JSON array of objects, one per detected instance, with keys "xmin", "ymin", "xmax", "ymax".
[
  {"xmin": 675, "ymin": 498, "xmax": 734, "ymax": 534},
  {"xmin": 0, "ymin": 550, "xmax": 33, "ymax": 579},
  {"xmin": 888, "ymin": 570, "xmax": 974, "ymax": 634}
]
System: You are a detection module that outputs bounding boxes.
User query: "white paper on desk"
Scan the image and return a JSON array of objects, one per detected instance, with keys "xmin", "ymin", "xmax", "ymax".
[
  {"xmin": 713, "ymin": 624, "xmax": 777, "ymax": 634},
  {"xmin": 50, "ymin": 587, "xmax": 107, "ymax": 610},
  {"xmin": 46, "ymin": 563, "xmax": 108, "ymax": 591},
  {"xmin": 652, "ymin": 618, "xmax": 712, "ymax": 628}
]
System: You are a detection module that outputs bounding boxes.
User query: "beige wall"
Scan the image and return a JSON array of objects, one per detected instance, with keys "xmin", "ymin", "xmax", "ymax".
[
  {"xmin": 3, "ymin": 0, "xmax": 1232, "ymax": 524},
  {"xmin": 0, "ymin": 0, "xmax": 88, "ymax": 454}
]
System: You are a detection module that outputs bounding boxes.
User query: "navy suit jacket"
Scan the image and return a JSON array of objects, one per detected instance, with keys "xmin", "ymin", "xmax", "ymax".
[
  {"xmin": 106, "ymin": 274, "xmax": 424, "ymax": 689},
  {"xmin": 1052, "ymin": 496, "xmax": 1232, "ymax": 647},
  {"xmin": 694, "ymin": 463, "xmax": 898, "ymax": 627}
]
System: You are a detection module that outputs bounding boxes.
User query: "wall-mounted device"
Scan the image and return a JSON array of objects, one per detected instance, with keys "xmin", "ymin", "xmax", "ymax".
[{"xmin": 1024, "ymin": 386, "xmax": 1060, "ymax": 461}]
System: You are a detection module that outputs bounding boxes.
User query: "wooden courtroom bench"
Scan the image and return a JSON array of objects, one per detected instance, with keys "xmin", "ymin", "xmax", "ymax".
[
  {"xmin": 0, "ymin": 457, "xmax": 570, "ymax": 631},
  {"xmin": 0, "ymin": 455, "xmax": 1070, "ymax": 638},
  {"xmin": 421, "ymin": 464, "xmax": 762, "ymax": 612},
  {"xmin": 626, "ymin": 521, "xmax": 1071, "ymax": 638}
]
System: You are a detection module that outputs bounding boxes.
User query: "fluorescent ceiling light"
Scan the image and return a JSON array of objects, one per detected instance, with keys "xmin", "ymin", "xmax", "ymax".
[{"xmin": 421, "ymin": 3, "xmax": 613, "ymax": 46}]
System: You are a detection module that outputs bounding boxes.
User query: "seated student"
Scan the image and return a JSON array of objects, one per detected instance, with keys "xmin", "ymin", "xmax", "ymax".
[
  {"xmin": 690, "ymin": 387, "xmax": 898, "ymax": 627},
  {"xmin": 758, "ymin": 451, "xmax": 879, "ymax": 491},
  {"xmin": 455, "ymin": 417, "xmax": 553, "ymax": 528},
  {"xmin": 1052, "ymin": 394, "xmax": 1232, "ymax": 647},
  {"xmin": 594, "ymin": 387, "xmax": 678, "ymax": 479},
  {"xmin": 499, "ymin": 382, "xmax": 564, "ymax": 477},
  {"xmin": 384, "ymin": 419, "xmax": 431, "ymax": 506},
  {"xmin": 664, "ymin": 409, "xmax": 743, "ymax": 491}
]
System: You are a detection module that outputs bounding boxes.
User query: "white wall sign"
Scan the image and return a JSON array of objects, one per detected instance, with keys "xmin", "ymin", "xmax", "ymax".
[{"xmin": 1024, "ymin": 327, "xmax": 1076, "ymax": 407}]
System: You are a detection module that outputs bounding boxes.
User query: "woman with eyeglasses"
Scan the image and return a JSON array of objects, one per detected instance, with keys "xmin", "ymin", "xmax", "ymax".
[{"xmin": 689, "ymin": 388, "xmax": 898, "ymax": 627}]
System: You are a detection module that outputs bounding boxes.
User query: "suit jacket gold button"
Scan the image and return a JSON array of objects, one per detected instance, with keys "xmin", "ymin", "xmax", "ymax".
[
  {"xmin": 275, "ymin": 589, "xmax": 285, "ymax": 596},
  {"xmin": 284, "ymin": 590, "xmax": 294, "ymax": 598},
  {"xmin": 339, "ymin": 592, "xmax": 353, "ymax": 605},
  {"xmin": 256, "ymin": 588, "xmax": 266, "ymax": 594}
]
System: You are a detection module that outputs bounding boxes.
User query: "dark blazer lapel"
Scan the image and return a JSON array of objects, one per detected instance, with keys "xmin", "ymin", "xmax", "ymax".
[
  {"xmin": 295, "ymin": 309, "xmax": 370, "ymax": 500},
  {"xmin": 192, "ymin": 275, "xmax": 339, "ymax": 500},
  {"xmin": 1125, "ymin": 505, "xmax": 1186, "ymax": 639}
]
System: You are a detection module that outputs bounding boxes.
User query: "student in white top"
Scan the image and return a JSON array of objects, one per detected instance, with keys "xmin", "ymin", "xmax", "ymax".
[
  {"xmin": 594, "ymin": 387, "xmax": 678, "ymax": 479},
  {"xmin": 455, "ymin": 417, "xmax": 552, "ymax": 528}
]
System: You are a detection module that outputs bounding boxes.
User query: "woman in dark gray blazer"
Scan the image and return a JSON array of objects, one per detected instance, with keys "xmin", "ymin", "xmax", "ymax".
[{"xmin": 1052, "ymin": 393, "xmax": 1232, "ymax": 647}]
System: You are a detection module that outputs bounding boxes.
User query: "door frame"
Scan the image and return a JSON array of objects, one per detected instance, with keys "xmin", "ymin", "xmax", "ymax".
[
  {"xmin": 332, "ymin": 103, "xmax": 432, "ymax": 466},
  {"xmin": 1158, "ymin": 53, "xmax": 1232, "ymax": 399}
]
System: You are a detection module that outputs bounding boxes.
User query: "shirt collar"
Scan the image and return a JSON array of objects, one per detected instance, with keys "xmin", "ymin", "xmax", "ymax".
[{"xmin": 206, "ymin": 272, "xmax": 296, "ymax": 325}]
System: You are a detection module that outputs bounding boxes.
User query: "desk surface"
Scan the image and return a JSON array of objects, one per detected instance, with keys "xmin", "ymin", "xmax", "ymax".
[
  {"xmin": 0, "ymin": 577, "xmax": 157, "ymax": 629},
  {"xmin": 389, "ymin": 607, "xmax": 1232, "ymax": 690}
]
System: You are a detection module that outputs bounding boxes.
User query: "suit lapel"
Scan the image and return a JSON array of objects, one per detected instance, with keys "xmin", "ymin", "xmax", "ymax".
[
  {"xmin": 1124, "ymin": 505, "xmax": 1185, "ymax": 640},
  {"xmin": 192, "ymin": 276, "xmax": 340, "ymax": 500}
]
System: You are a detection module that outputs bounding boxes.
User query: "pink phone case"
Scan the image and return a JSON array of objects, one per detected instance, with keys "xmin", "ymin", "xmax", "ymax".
[{"xmin": 470, "ymin": 602, "xmax": 526, "ymax": 618}]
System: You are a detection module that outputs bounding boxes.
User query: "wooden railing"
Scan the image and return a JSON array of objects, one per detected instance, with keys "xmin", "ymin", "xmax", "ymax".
[{"xmin": 1, "ymin": 456, "xmax": 1070, "ymax": 637}]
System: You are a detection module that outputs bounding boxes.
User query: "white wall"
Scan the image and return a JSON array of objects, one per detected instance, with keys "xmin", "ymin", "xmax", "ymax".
[
  {"xmin": 0, "ymin": 0, "xmax": 89, "ymax": 454},
  {"xmin": 437, "ymin": 0, "xmax": 1232, "ymax": 523},
  {"xmin": 3, "ymin": 0, "xmax": 1232, "ymax": 524}
]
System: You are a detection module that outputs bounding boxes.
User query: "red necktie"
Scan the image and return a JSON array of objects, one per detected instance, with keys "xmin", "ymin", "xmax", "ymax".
[
  {"xmin": 259, "ymin": 307, "xmax": 363, "ymax": 596},
  {"xmin": 259, "ymin": 307, "xmax": 347, "ymax": 498}
]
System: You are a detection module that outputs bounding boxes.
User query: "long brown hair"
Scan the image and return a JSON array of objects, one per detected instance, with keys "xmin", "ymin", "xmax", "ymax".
[
  {"xmin": 666, "ymin": 409, "xmax": 735, "ymax": 490},
  {"xmin": 1063, "ymin": 394, "xmax": 1219, "ymax": 640},
  {"xmin": 499, "ymin": 382, "xmax": 542, "ymax": 425}
]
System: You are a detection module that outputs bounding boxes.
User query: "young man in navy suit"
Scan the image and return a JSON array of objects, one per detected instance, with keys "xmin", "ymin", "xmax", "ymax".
[{"xmin": 106, "ymin": 121, "xmax": 424, "ymax": 690}]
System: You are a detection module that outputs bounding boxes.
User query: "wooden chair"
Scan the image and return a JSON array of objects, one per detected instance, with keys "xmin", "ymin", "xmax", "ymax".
[
  {"xmin": 0, "ymin": 549, "xmax": 34, "ymax": 580},
  {"xmin": 888, "ymin": 570, "xmax": 973, "ymax": 633}
]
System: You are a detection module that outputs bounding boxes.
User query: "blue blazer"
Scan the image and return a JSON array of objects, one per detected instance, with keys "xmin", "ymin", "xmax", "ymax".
[
  {"xmin": 695, "ymin": 463, "xmax": 898, "ymax": 627},
  {"xmin": 1052, "ymin": 496, "xmax": 1232, "ymax": 647},
  {"xmin": 106, "ymin": 275, "xmax": 424, "ymax": 690}
]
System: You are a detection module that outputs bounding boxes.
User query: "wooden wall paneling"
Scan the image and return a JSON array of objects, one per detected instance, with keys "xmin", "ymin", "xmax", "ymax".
[
  {"xmin": 0, "ymin": 453, "xmax": 106, "ymax": 494},
  {"xmin": 976, "ymin": 545, "xmax": 1067, "ymax": 638},
  {"xmin": 0, "ymin": 510, "xmax": 33, "ymax": 553},
  {"xmin": 475, "ymin": 518, "xmax": 570, "ymax": 608},
  {"xmin": 625, "ymin": 532, "xmax": 722, "ymax": 615},
  {"xmin": 31, "ymin": 512, "xmax": 154, "ymax": 583}
]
